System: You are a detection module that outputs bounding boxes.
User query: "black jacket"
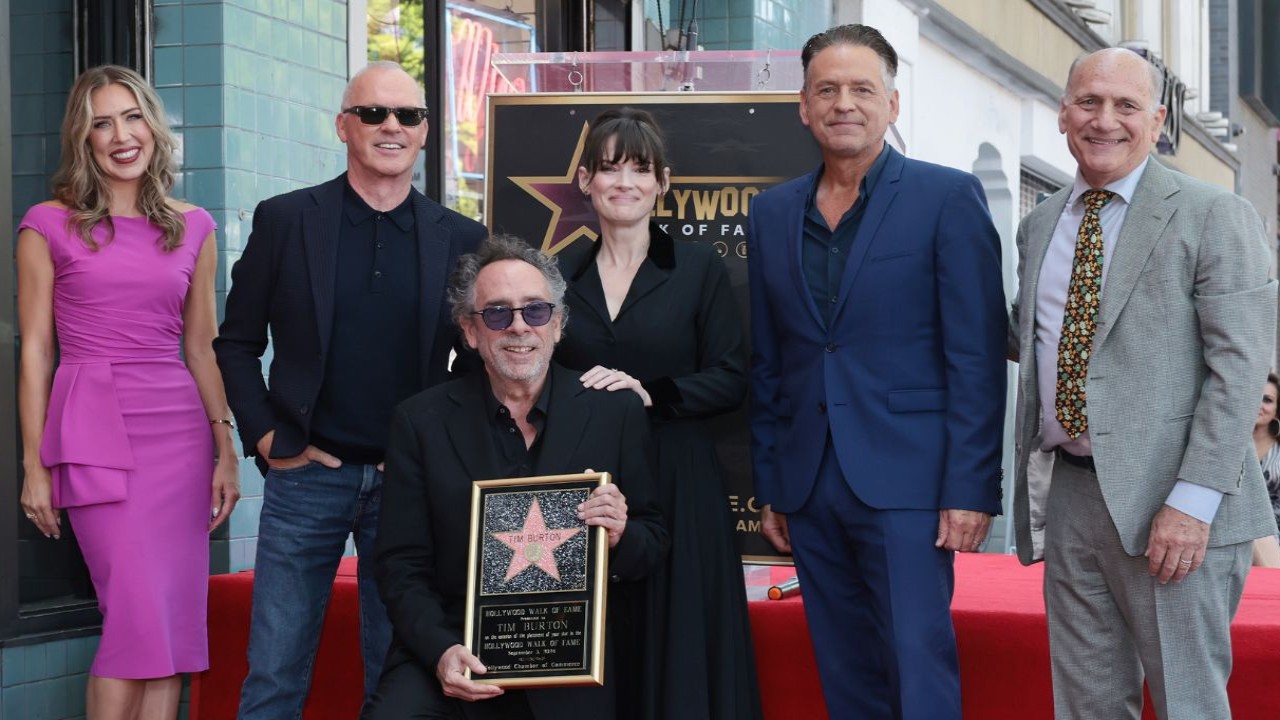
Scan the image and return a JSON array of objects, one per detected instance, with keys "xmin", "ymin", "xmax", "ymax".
[
  {"xmin": 214, "ymin": 174, "xmax": 486, "ymax": 472},
  {"xmin": 374, "ymin": 364, "xmax": 668, "ymax": 719}
]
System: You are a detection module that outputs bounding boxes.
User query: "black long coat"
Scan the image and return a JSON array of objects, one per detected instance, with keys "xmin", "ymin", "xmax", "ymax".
[{"xmin": 554, "ymin": 225, "xmax": 762, "ymax": 720}]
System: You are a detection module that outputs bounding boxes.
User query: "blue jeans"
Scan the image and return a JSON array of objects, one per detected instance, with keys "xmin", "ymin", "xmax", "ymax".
[{"xmin": 237, "ymin": 462, "xmax": 391, "ymax": 720}]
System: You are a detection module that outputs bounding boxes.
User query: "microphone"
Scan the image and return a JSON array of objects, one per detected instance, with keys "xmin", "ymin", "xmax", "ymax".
[{"xmin": 767, "ymin": 576, "xmax": 801, "ymax": 600}]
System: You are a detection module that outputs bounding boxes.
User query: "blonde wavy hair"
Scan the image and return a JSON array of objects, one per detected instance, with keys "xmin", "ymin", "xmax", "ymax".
[{"xmin": 51, "ymin": 65, "xmax": 184, "ymax": 251}]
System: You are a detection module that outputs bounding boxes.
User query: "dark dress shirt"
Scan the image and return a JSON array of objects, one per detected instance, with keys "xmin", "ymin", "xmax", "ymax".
[
  {"xmin": 802, "ymin": 143, "xmax": 890, "ymax": 326},
  {"xmin": 310, "ymin": 184, "xmax": 421, "ymax": 463},
  {"xmin": 483, "ymin": 372, "xmax": 551, "ymax": 477}
]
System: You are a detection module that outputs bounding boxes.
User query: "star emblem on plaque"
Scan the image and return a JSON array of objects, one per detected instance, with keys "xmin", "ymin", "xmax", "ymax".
[
  {"xmin": 490, "ymin": 497, "xmax": 583, "ymax": 582},
  {"xmin": 481, "ymin": 489, "xmax": 589, "ymax": 594}
]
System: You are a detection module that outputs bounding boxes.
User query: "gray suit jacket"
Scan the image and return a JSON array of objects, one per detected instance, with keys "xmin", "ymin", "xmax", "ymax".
[{"xmin": 1010, "ymin": 159, "xmax": 1278, "ymax": 563}]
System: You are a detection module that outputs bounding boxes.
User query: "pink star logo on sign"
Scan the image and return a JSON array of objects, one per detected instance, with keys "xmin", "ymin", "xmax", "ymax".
[{"xmin": 491, "ymin": 498, "xmax": 582, "ymax": 581}]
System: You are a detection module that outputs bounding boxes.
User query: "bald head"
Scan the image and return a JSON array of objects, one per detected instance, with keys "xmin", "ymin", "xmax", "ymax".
[
  {"xmin": 1065, "ymin": 48, "xmax": 1162, "ymax": 113},
  {"xmin": 341, "ymin": 61, "xmax": 425, "ymax": 110}
]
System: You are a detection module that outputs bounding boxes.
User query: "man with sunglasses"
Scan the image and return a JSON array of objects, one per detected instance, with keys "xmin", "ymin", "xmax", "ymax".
[
  {"xmin": 365, "ymin": 234, "xmax": 667, "ymax": 719},
  {"xmin": 215, "ymin": 61, "xmax": 486, "ymax": 719}
]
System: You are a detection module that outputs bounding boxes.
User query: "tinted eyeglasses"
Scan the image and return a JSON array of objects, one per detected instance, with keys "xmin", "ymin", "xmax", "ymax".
[
  {"xmin": 472, "ymin": 302, "xmax": 556, "ymax": 331},
  {"xmin": 342, "ymin": 105, "xmax": 430, "ymax": 127}
]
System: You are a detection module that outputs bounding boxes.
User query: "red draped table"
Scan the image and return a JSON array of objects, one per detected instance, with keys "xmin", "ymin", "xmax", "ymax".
[
  {"xmin": 749, "ymin": 553, "xmax": 1280, "ymax": 720},
  {"xmin": 192, "ymin": 554, "xmax": 1280, "ymax": 719},
  {"xmin": 192, "ymin": 559, "xmax": 365, "ymax": 720}
]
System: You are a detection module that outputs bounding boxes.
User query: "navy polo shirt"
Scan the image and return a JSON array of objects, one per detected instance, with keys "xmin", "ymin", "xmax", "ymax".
[
  {"xmin": 802, "ymin": 143, "xmax": 890, "ymax": 326},
  {"xmin": 309, "ymin": 184, "xmax": 422, "ymax": 463}
]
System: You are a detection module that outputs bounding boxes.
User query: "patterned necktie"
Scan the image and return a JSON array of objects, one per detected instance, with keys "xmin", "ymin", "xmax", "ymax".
[{"xmin": 1055, "ymin": 189, "xmax": 1114, "ymax": 439}]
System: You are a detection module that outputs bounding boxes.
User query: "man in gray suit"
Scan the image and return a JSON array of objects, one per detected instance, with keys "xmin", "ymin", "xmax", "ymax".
[{"xmin": 1010, "ymin": 48, "xmax": 1278, "ymax": 719}]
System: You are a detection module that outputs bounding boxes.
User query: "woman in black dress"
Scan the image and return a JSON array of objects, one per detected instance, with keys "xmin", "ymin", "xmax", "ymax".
[{"xmin": 554, "ymin": 107, "xmax": 762, "ymax": 720}]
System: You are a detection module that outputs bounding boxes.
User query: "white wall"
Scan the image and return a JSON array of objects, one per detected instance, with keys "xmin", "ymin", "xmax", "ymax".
[
  {"xmin": 1170, "ymin": 0, "xmax": 1210, "ymax": 116},
  {"xmin": 1021, "ymin": 98, "xmax": 1077, "ymax": 184},
  {"xmin": 1135, "ymin": 0, "xmax": 1166, "ymax": 57},
  {"xmin": 909, "ymin": 42, "xmax": 1025, "ymax": 210},
  {"xmin": 1093, "ymin": 0, "xmax": 1123, "ymax": 45}
]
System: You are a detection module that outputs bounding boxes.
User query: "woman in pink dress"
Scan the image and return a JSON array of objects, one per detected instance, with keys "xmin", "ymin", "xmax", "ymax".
[{"xmin": 16, "ymin": 65, "xmax": 240, "ymax": 720}]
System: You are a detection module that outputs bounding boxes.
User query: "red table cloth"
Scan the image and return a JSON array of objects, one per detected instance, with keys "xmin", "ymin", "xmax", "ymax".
[
  {"xmin": 192, "ymin": 554, "xmax": 1280, "ymax": 719},
  {"xmin": 749, "ymin": 553, "xmax": 1280, "ymax": 720}
]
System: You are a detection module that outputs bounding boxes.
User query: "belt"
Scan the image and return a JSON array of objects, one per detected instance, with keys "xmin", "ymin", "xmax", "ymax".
[{"xmin": 1055, "ymin": 447, "xmax": 1096, "ymax": 473}]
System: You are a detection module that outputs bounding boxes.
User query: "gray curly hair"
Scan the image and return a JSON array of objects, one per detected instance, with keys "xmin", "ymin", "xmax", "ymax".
[{"xmin": 448, "ymin": 234, "xmax": 569, "ymax": 331}]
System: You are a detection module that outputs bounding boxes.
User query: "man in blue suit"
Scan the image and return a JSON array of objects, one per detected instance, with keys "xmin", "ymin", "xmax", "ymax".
[{"xmin": 746, "ymin": 24, "xmax": 1007, "ymax": 720}]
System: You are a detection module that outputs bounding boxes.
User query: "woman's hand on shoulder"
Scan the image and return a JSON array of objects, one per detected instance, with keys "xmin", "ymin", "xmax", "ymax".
[{"xmin": 578, "ymin": 365, "xmax": 652, "ymax": 407}]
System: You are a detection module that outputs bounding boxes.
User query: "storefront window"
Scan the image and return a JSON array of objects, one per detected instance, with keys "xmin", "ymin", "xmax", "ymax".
[
  {"xmin": 366, "ymin": 1, "xmax": 539, "ymax": 221},
  {"xmin": 367, "ymin": 0, "xmax": 427, "ymax": 81},
  {"xmin": 443, "ymin": 2, "xmax": 537, "ymax": 220},
  {"xmin": 640, "ymin": 0, "xmax": 830, "ymax": 52}
]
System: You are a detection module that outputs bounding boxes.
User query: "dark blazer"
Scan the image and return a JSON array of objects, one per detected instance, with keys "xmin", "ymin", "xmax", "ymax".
[
  {"xmin": 213, "ymin": 174, "xmax": 486, "ymax": 469},
  {"xmin": 747, "ymin": 145, "xmax": 1008, "ymax": 514},
  {"xmin": 373, "ymin": 363, "xmax": 668, "ymax": 720}
]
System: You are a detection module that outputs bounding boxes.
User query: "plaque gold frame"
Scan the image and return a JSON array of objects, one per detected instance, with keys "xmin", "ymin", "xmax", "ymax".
[{"xmin": 464, "ymin": 472, "xmax": 610, "ymax": 687}]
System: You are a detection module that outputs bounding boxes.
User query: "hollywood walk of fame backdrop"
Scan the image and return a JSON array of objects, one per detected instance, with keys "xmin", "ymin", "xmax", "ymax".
[
  {"xmin": 486, "ymin": 92, "xmax": 823, "ymax": 563},
  {"xmin": 465, "ymin": 472, "xmax": 610, "ymax": 687}
]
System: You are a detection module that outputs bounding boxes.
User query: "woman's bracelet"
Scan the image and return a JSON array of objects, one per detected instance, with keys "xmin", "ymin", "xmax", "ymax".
[{"xmin": 210, "ymin": 418, "xmax": 235, "ymax": 430}]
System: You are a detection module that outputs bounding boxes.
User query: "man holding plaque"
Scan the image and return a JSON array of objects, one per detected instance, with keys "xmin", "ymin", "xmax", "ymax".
[
  {"xmin": 746, "ymin": 24, "xmax": 1007, "ymax": 720},
  {"xmin": 365, "ymin": 235, "xmax": 667, "ymax": 720}
]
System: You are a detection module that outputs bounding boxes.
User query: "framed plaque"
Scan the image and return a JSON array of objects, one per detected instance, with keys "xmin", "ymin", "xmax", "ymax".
[{"xmin": 464, "ymin": 472, "xmax": 609, "ymax": 687}]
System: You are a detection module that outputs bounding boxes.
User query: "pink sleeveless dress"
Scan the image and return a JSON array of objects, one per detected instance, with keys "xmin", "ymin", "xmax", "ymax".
[{"xmin": 20, "ymin": 204, "xmax": 216, "ymax": 678}]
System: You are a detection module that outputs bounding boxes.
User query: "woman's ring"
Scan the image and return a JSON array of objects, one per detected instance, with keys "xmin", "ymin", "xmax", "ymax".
[{"xmin": 24, "ymin": 513, "xmax": 35, "ymax": 520}]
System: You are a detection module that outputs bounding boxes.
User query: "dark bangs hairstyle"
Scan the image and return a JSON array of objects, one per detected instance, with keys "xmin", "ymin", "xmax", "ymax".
[{"xmin": 579, "ymin": 107, "xmax": 670, "ymax": 181}]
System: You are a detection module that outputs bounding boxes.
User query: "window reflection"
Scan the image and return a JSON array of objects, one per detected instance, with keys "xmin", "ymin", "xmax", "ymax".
[{"xmin": 444, "ymin": 2, "xmax": 536, "ymax": 220}]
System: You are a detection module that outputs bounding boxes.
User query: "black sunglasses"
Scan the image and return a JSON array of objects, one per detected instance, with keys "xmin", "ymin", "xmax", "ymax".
[
  {"xmin": 342, "ymin": 105, "xmax": 430, "ymax": 127},
  {"xmin": 472, "ymin": 302, "xmax": 556, "ymax": 331}
]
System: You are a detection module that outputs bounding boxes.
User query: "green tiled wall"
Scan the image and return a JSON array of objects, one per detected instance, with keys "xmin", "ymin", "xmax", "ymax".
[
  {"xmin": 8, "ymin": 0, "xmax": 72, "ymax": 231},
  {"xmin": 4, "ymin": 2, "xmax": 94, "ymax": 715},
  {"xmin": 6, "ymin": 0, "xmax": 348, "ymax": 711},
  {"xmin": 1, "ymin": 635, "xmax": 98, "ymax": 720},
  {"xmin": 153, "ymin": 0, "xmax": 350, "ymax": 575}
]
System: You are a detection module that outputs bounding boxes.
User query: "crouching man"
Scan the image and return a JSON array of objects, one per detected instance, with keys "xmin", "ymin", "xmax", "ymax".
[{"xmin": 364, "ymin": 235, "xmax": 668, "ymax": 720}]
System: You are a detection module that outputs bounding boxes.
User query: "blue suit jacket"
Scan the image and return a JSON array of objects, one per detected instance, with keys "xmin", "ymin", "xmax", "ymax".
[{"xmin": 747, "ymin": 145, "xmax": 1007, "ymax": 515}]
